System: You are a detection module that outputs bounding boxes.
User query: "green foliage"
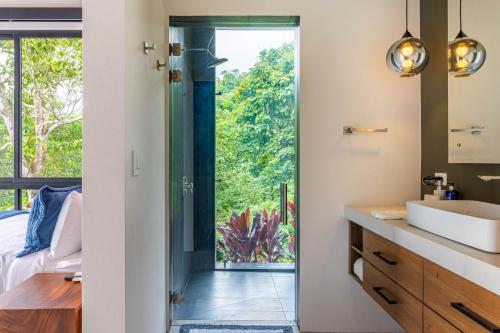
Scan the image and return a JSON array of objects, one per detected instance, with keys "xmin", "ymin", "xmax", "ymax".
[
  {"xmin": 21, "ymin": 38, "xmax": 83, "ymax": 178},
  {"xmin": 0, "ymin": 40, "xmax": 14, "ymax": 179},
  {"xmin": 215, "ymin": 43, "xmax": 296, "ymax": 263},
  {"xmin": 0, "ymin": 190, "xmax": 14, "ymax": 210}
]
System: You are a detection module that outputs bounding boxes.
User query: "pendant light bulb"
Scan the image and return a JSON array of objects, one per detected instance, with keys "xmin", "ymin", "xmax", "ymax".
[
  {"xmin": 448, "ymin": 0, "xmax": 486, "ymax": 77},
  {"xmin": 386, "ymin": 0, "xmax": 429, "ymax": 77}
]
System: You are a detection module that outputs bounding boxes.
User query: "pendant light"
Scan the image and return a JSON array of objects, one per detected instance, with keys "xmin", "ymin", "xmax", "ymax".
[
  {"xmin": 448, "ymin": 0, "xmax": 486, "ymax": 78},
  {"xmin": 386, "ymin": 0, "xmax": 429, "ymax": 77}
]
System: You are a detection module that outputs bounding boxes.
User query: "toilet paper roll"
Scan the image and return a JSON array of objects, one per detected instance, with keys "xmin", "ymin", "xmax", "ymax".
[{"xmin": 353, "ymin": 257, "xmax": 364, "ymax": 282}]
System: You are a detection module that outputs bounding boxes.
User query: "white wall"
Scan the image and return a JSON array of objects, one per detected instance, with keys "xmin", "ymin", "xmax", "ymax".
[
  {"xmin": 0, "ymin": 0, "xmax": 81, "ymax": 6},
  {"xmin": 83, "ymin": 0, "xmax": 167, "ymax": 332},
  {"xmin": 163, "ymin": 0, "xmax": 421, "ymax": 332},
  {"xmin": 124, "ymin": 0, "xmax": 166, "ymax": 331},
  {"xmin": 82, "ymin": 0, "xmax": 126, "ymax": 331}
]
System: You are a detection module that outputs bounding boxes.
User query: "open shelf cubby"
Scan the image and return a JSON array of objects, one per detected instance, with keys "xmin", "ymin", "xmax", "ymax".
[{"xmin": 348, "ymin": 221, "xmax": 364, "ymax": 286}]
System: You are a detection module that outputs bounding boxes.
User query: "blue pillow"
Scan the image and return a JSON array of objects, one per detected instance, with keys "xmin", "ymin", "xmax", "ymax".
[{"xmin": 17, "ymin": 185, "xmax": 82, "ymax": 258}]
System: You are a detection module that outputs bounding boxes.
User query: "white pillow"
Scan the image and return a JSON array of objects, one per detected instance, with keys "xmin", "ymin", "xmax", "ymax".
[{"xmin": 50, "ymin": 191, "xmax": 82, "ymax": 259}]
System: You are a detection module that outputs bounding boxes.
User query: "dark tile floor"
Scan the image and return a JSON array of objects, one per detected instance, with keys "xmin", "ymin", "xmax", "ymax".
[{"xmin": 174, "ymin": 271, "xmax": 296, "ymax": 321}]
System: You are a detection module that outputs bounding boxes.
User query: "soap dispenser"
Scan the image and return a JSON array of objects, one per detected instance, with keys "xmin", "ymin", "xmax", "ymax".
[
  {"xmin": 445, "ymin": 183, "xmax": 460, "ymax": 200},
  {"xmin": 433, "ymin": 179, "xmax": 446, "ymax": 200}
]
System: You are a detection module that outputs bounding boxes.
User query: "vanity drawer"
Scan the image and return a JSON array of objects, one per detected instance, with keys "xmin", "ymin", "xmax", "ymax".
[
  {"xmin": 363, "ymin": 229, "xmax": 423, "ymax": 300},
  {"xmin": 363, "ymin": 261, "xmax": 422, "ymax": 333},
  {"xmin": 424, "ymin": 306, "xmax": 461, "ymax": 333},
  {"xmin": 424, "ymin": 260, "xmax": 500, "ymax": 333}
]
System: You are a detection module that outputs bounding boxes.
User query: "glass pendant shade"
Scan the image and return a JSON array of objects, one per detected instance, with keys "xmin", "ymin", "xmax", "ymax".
[
  {"xmin": 386, "ymin": 31, "xmax": 429, "ymax": 77},
  {"xmin": 448, "ymin": 31, "xmax": 486, "ymax": 78}
]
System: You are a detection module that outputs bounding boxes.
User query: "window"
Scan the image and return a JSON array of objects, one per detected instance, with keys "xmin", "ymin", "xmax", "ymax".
[
  {"xmin": 0, "ymin": 32, "xmax": 82, "ymax": 210},
  {"xmin": 0, "ymin": 38, "xmax": 14, "ymax": 178}
]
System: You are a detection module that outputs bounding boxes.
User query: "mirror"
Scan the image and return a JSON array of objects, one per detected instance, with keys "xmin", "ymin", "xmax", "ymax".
[{"xmin": 448, "ymin": 0, "xmax": 500, "ymax": 163}]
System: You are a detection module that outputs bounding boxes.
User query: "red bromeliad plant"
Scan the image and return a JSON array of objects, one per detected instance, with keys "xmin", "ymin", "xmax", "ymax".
[
  {"xmin": 256, "ymin": 208, "xmax": 289, "ymax": 262},
  {"xmin": 216, "ymin": 201, "xmax": 297, "ymax": 263},
  {"xmin": 216, "ymin": 208, "xmax": 263, "ymax": 262}
]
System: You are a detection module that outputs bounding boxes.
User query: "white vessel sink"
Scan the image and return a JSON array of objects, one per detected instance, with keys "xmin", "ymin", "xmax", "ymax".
[{"xmin": 407, "ymin": 200, "xmax": 500, "ymax": 253}]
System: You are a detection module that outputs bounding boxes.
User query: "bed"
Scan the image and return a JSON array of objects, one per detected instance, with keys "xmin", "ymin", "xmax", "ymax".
[{"xmin": 0, "ymin": 213, "xmax": 81, "ymax": 294}]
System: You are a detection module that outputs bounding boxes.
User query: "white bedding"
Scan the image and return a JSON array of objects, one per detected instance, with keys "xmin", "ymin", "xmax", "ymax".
[{"xmin": 0, "ymin": 214, "xmax": 81, "ymax": 294}]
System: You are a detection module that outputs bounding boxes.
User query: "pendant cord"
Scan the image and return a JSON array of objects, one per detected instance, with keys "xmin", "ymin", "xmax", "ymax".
[
  {"xmin": 460, "ymin": 0, "xmax": 463, "ymax": 31},
  {"xmin": 406, "ymin": 0, "xmax": 409, "ymax": 32}
]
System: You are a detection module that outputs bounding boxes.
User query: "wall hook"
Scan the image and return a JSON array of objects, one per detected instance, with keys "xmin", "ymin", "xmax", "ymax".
[
  {"xmin": 157, "ymin": 60, "xmax": 167, "ymax": 71},
  {"xmin": 143, "ymin": 41, "xmax": 157, "ymax": 55}
]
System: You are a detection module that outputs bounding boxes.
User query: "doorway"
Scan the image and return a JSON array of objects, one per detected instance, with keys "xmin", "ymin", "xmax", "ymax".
[{"xmin": 169, "ymin": 16, "xmax": 300, "ymax": 324}]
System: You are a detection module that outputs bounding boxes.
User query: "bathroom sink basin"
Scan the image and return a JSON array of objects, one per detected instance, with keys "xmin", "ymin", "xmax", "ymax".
[{"xmin": 407, "ymin": 200, "xmax": 500, "ymax": 253}]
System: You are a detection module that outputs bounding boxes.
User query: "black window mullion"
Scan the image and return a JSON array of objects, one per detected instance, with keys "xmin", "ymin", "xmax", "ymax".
[{"xmin": 13, "ymin": 34, "xmax": 22, "ymax": 209}]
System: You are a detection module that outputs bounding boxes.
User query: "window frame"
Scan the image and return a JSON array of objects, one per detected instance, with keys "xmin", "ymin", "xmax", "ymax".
[{"xmin": 0, "ymin": 26, "xmax": 82, "ymax": 210}]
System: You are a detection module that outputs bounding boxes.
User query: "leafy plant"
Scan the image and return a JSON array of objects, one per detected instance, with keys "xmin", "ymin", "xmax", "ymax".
[
  {"xmin": 216, "ymin": 201, "xmax": 296, "ymax": 263},
  {"xmin": 256, "ymin": 208, "xmax": 289, "ymax": 262},
  {"xmin": 216, "ymin": 208, "xmax": 263, "ymax": 262}
]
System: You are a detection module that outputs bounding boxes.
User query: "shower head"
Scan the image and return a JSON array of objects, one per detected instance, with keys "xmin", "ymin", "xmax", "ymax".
[
  {"xmin": 185, "ymin": 47, "xmax": 228, "ymax": 68},
  {"xmin": 208, "ymin": 55, "xmax": 228, "ymax": 68},
  {"xmin": 184, "ymin": 32, "xmax": 228, "ymax": 68}
]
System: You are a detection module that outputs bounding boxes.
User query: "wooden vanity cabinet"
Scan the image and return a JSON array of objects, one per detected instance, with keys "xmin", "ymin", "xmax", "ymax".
[
  {"xmin": 423, "ymin": 306, "xmax": 461, "ymax": 333},
  {"xmin": 363, "ymin": 261, "xmax": 422, "ymax": 333},
  {"xmin": 348, "ymin": 222, "xmax": 500, "ymax": 333},
  {"xmin": 424, "ymin": 260, "xmax": 500, "ymax": 333},
  {"xmin": 363, "ymin": 229, "xmax": 423, "ymax": 300}
]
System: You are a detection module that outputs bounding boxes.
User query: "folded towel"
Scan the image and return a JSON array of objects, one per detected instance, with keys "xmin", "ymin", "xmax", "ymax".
[
  {"xmin": 371, "ymin": 210, "xmax": 407, "ymax": 220},
  {"xmin": 353, "ymin": 257, "xmax": 364, "ymax": 281},
  {"xmin": 56, "ymin": 258, "xmax": 82, "ymax": 270}
]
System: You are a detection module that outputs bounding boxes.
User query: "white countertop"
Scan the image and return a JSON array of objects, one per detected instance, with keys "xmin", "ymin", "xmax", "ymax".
[{"xmin": 344, "ymin": 205, "xmax": 500, "ymax": 296}]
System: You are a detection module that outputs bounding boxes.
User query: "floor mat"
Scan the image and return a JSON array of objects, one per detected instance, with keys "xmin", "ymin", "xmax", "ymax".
[{"xmin": 179, "ymin": 324, "xmax": 294, "ymax": 333}]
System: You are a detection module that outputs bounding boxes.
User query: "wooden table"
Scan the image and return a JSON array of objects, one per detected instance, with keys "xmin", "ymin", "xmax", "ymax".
[{"xmin": 0, "ymin": 273, "xmax": 81, "ymax": 333}]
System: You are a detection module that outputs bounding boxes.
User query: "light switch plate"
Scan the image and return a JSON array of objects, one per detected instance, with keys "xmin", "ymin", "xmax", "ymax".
[
  {"xmin": 435, "ymin": 172, "xmax": 447, "ymax": 186},
  {"xmin": 132, "ymin": 150, "xmax": 140, "ymax": 176}
]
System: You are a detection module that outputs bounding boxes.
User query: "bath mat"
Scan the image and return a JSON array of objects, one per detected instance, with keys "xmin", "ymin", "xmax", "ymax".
[{"xmin": 179, "ymin": 324, "xmax": 294, "ymax": 333}]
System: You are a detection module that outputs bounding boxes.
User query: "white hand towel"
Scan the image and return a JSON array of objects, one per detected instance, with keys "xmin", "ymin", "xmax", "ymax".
[{"xmin": 371, "ymin": 210, "xmax": 407, "ymax": 220}]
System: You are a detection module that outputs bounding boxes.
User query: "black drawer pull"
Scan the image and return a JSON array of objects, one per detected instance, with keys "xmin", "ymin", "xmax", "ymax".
[
  {"xmin": 372, "ymin": 251, "xmax": 397, "ymax": 265},
  {"xmin": 451, "ymin": 302, "xmax": 500, "ymax": 333},
  {"xmin": 373, "ymin": 287, "xmax": 397, "ymax": 305}
]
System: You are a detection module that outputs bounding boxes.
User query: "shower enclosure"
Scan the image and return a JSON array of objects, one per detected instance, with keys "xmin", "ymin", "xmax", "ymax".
[{"xmin": 169, "ymin": 16, "xmax": 300, "ymax": 323}]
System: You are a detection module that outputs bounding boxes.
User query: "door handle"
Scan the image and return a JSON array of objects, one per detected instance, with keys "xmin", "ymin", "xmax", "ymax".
[
  {"xmin": 372, "ymin": 251, "xmax": 397, "ymax": 265},
  {"xmin": 451, "ymin": 303, "xmax": 500, "ymax": 333},
  {"xmin": 373, "ymin": 287, "xmax": 397, "ymax": 305},
  {"xmin": 280, "ymin": 183, "xmax": 288, "ymax": 225}
]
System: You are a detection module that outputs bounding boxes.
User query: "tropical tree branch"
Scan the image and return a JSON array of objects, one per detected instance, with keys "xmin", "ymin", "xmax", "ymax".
[
  {"xmin": 0, "ymin": 141, "xmax": 12, "ymax": 155},
  {"xmin": 46, "ymin": 115, "xmax": 82, "ymax": 136}
]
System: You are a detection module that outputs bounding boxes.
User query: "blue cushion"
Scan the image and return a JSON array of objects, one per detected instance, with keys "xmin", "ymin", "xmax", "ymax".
[{"xmin": 17, "ymin": 185, "xmax": 82, "ymax": 258}]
